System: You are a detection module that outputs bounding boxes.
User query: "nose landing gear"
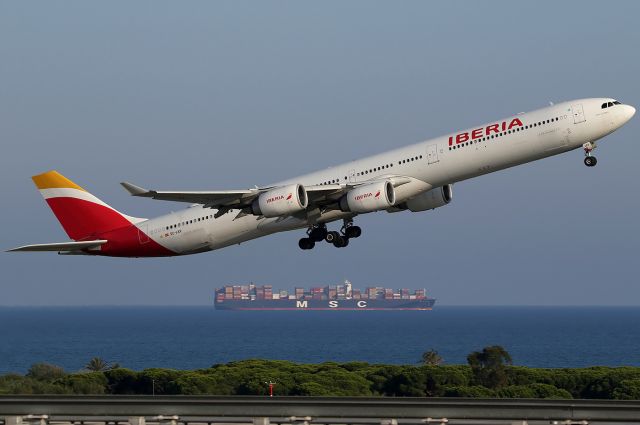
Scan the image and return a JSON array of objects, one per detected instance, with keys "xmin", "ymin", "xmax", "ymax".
[{"xmin": 583, "ymin": 142, "xmax": 597, "ymax": 167}]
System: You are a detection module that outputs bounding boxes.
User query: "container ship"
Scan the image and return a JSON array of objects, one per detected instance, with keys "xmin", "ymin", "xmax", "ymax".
[{"xmin": 215, "ymin": 280, "xmax": 435, "ymax": 310}]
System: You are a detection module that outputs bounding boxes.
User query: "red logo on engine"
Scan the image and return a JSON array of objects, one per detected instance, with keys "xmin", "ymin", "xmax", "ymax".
[
  {"xmin": 355, "ymin": 193, "xmax": 373, "ymax": 201},
  {"xmin": 266, "ymin": 195, "xmax": 285, "ymax": 204},
  {"xmin": 375, "ymin": 191, "xmax": 381, "ymax": 198},
  {"xmin": 286, "ymin": 193, "xmax": 292, "ymax": 200}
]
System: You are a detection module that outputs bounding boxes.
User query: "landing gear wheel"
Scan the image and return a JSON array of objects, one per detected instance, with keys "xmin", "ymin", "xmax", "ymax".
[
  {"xmin": 309, "ymin": 226, "xmax": 328, "ymax": 242},
  {"xmin": 332, "ymin": 235, "xmax": 349, "ymax": 248},
  {"xmin": 325, "ymin": 231, "xmax": 341, "ymax": 243},
  {"xmin": 583, "ymin": 142, "xmax": 597, "ymax": 167},
  {"xmin": 298, "ymin": 238, "xmax": 315, "ymax": 250},
  {"xmin": 584, "ymin": 156, "xmax": 597, "ymax": 167},
  {"xmin": 344, "ymin": 225, "xmax": 362, "ymax": 239}
]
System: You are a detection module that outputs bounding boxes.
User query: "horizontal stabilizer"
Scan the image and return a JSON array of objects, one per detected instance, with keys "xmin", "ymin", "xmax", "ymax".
[{"xmin": 7, "ymin": 240, "xmax": 108, "ymax": 252}]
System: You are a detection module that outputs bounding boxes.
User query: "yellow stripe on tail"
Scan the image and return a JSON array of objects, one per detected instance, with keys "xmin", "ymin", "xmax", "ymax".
[{"xmin": 32, "ymin": 170, "xmax": 86, "ymax": 192}]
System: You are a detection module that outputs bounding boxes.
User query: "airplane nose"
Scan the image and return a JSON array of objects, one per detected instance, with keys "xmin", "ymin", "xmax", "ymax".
[{"xmin": 619, "ymin": 104, "xmax": 636, "ymax": 125}]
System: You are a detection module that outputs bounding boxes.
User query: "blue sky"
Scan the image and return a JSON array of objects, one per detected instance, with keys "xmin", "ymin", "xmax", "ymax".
[{"xmin": 1, "ymin": 1, "xmax": 638, "ymax": 305}]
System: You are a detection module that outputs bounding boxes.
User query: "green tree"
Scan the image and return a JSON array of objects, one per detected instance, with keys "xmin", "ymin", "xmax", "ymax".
[
  {"xmin": 85, "ymin": 357, "xmax": 110, "ymax": 372},
  {"xmin": 104, "ymin": 368, "xmax": 141, "ymax": 394},
  {"xmin": 497, "ymin": 383, "xmax": 572, "ymax": 399},
  {"xmin": 384, "ymin": 367, "xmax": 427, "ymax": 396},
  {"xmin": 467, "ymin": 345, "xmax": 513, "ymax": 389},
  {"xmin": 55, "ymin": 372, "xmax": 107, "ymax": 394},
  {"xmin": 423, "ymin": 365, "xmax": 470, "ymax": 396},
  {"xmin": 612, "ymin": 379, "xmax": 640, "ymax": 400},
  {"xmin": 139, "ymin": 368, "xmax": 182, "ymax": 395},
  {"xmin": 443, "ymin": 385, "xmax": 494, "ymax": 398},
  {"xmin": 421, "ymin": 349, "xmax": 444, "ymax": 366},
  {"xmin": 26, "ymin": 363, "xmax": 66, "ymax": 381}
]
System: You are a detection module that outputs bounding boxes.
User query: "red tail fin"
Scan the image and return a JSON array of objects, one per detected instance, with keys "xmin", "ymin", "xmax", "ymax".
[{"xmin": 32, "ymin": 171, "xmax": 145, "ymax": 240}]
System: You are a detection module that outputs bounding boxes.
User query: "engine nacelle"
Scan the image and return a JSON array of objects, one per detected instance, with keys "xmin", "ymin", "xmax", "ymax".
[
  {"xmin": 339, "ymin": 180, "xmax": 396, "ymax": 213},
  {"xmin": 251, "ymin": 184, "xmax": 308, "ymax": 218},
  {"xmin": 403, "ymin": 184, "xmax": 452, "ymax": 212}
]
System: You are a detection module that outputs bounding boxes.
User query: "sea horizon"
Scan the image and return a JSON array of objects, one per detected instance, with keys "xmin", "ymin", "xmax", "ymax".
[{"xmin": 2, "ymin": 306, "xmax": 639, "ymax": 374}]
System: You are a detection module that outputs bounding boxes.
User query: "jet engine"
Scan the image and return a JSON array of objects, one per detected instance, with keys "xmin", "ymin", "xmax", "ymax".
[
  {"xmin": 251, "ymin": 184, "xmax": 308, "ymax": 217},
  {"xmin": 402, "ymin": 184, "xmax": 452, "ymax": 212},
  {"xmin": 339, "ymin": 180, "xmax": 396, "ymax": 213}
]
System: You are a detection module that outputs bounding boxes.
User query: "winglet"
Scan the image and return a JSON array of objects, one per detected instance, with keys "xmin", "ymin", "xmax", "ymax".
[{"xmin": 120, "ymin": 181, "xmax": 150, "ymax": 196}]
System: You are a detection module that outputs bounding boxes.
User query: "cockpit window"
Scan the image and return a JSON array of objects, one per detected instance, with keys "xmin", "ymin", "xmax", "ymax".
[{"xmin": 603, "ymin": 100, "xmax": 623, "ymax": 109}]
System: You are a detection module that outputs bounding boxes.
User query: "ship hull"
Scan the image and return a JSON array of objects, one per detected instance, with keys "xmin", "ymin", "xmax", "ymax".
[{"xmin": 215, "ymin": 298, "xmax": 435, "ymax": 311}]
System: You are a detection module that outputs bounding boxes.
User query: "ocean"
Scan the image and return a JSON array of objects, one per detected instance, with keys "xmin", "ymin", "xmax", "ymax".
[{"xmin": 1, "ymin": 306, "xmax": 639, "ymax": 374}]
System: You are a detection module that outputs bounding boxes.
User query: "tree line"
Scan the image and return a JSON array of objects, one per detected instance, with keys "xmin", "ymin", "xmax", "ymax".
[{"xmin": 1, "ymin": 347, "xmax": 640, "ymax": 399}]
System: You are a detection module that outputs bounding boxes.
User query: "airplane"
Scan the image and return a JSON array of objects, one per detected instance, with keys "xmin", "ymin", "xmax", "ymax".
[{"xmin": 8, "ymin": 98, "xmax": 635, "ymax": 257}]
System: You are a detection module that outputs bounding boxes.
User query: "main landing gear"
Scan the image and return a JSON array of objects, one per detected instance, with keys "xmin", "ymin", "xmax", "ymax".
[
  {"xmin": 298, "ymin": 220, "xmax": 362, "ymax": 250},
  {"xmin": 583, "ymin": 142, "xmax": 598, "ymax": 167}
]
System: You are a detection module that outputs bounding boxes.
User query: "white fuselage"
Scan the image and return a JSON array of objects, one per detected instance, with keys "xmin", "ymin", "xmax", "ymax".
[{"xmin": 139, "ymin": 98, "xmax": 634, "ymax": 255}]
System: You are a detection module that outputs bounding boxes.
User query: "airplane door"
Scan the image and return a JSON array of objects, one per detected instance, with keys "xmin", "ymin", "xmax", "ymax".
[
  {"xmin": 138, "ymin": 222, "xmax": 150, "ymax": 244},
  {"xmin": 571, "ymin": 104, "xmax": 586, "ymax": 124},
  {"xmin": 348, "ymin": 169, "xmax": 356, "ymax": 183},
  {"xmin": 427, "ymin": 144, "xmax": 439, "ymax": 164}
]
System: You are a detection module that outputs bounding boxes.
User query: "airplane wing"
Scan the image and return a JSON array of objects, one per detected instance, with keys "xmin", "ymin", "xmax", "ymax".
[
  {"xmin": 121, "ymin": 176, "xmax": 414, "ymax": 211},
  {"xmin": 120, "ymin": 182, "xmax": 259, "ymax": 209},
  {"xmin": 7, "ymin": 240, "xmax": 108, "ymax": 252},
  {"xmin": 305, "ymin": 184, "xmax": 345, "ymax": 203}
]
